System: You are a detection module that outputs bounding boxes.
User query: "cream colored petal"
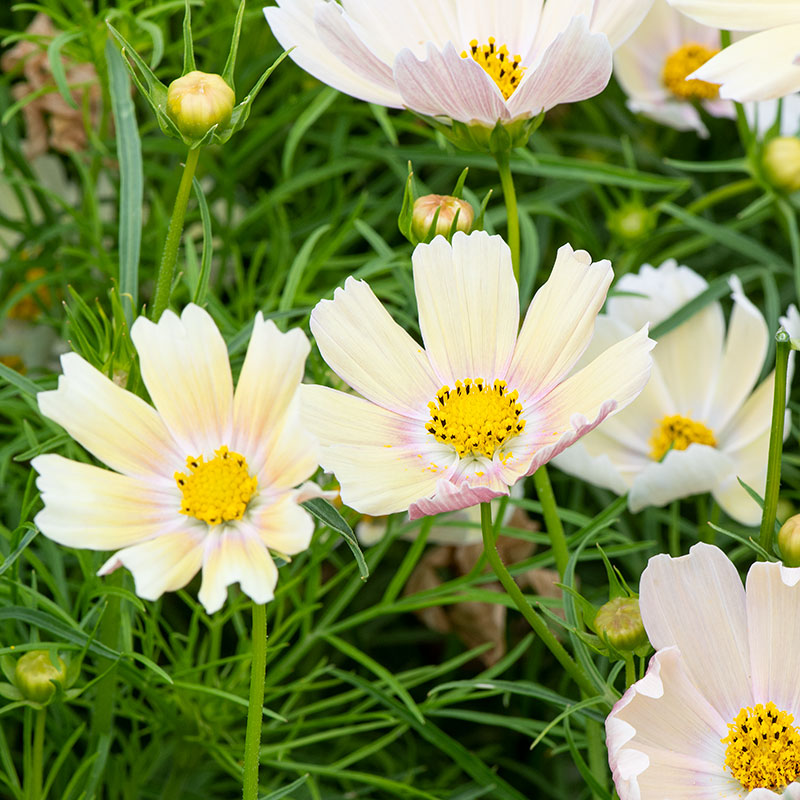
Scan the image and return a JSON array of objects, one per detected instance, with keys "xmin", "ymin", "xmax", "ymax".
[
  {"xmin": 310, "ymin": 276, "xmax": 439, "ymax": 418},
  {"xmin": 607, "ymin": 647, "xmax": 730, "ymax": 800},
  {"xmin": 248, "ymin": 494, "xmax": 314, "ymax": 556},
  {"xmin": 232, "ymin": 314, "xmax": 310, "ymax": 475},
  {"xmin": 198, "ymin": 526, "xmax": 279, "ymax": 614},
  {"xmin": 551, "ymin": 437, "xmax": 636, "ymax": 495},
  {"xmin": 665, "ymin": 0, "xmax": 800, "ymax": 30},
  {"xmin": 692, "ymin": 26, "xmax": 800, "ymax": 102},
  {"xmin": 132, "ymin": 305, "xmax": 233, "ymax": 458},
  {"xmin": 97, "ymin": 528, "xmax": 205, "ymax": 601},
  {"xmin": 37, "ymin": 353, "xmax": 181, "ymax": 481},
  {"xmin": 712, "ymin": 427, "xmax": 770, "ymax": 526},
  {"xmin": 639, "ymin": 543, "xmax": 752, "ymax": 722},
  {"xmin": 717, "ymin": 371, "xmax": 773, "ymax": 451},
  {"xmin": 507, "ymin": 243, "xmax": 614, "ymax": 404},
  {"xmin": 413, "ymin": 231, "xmax": 519, "ymax": 386},
  {"xmin": 591, "ymin": 0, "xmax": 656, "ymax": 49},
  {"xmin": 32, "ymin": 454, "xmax": 182, "ymax": 549}
]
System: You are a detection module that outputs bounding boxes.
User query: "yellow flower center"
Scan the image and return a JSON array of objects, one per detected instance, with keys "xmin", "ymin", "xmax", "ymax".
[
  {"xmin": 662, "ymin": 43, "xmax": 720, "ymax": 101},
  {"xmin": 425, "ymin": 378, "xmax": 526, "ymax": 459},
  {"xmin": 461, "ymin": 38, "xmax": 526, "ymax": 100},
  {"xmin": 175, "ymin": 445, "xmax": 257, "ymax": 526},
  {"xmin": 649, "ymin": 414, "xmax": 716, "ymax": 461},
  {"xmin": 722, "ymin": 702, "xmax": 800, "ymax": 792}
]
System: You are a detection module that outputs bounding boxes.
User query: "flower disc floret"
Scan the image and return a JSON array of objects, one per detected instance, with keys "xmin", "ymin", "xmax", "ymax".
[
  {"xmin": 649, "ymin": 414, "xmax": 716, "ymax": 461},
  {"xmin": 175, "ymin": 445, "xmax": 258, "ymax": 526},
  {"xmin": 721, "ymin": 702, "xmax": 800, "ymax": 792},
  {"xmin": 662, "ymin": 43, "xmax": 720, "ymax": 100},
  {"xmin": 425, "ymin": 378, "xmax": 525, "ymax": 459},
  {"xmin": 461, "ymin": 38, "xmax": 526, "ymax": 100}
]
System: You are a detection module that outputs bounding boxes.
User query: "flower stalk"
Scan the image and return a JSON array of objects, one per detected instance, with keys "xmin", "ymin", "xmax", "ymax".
[
  {"xmin": 494, "ymin": 150, "xmax": 520, "ymax": 282},
  {"xmin": 533, "ymin": 465, "xmax": 569, "ymax": 578},
  {"xmin": 27, "ymin": 708, "xmax": 46, "ymax": 800},
  {"xmin": 243, "ymin": 602, "xmax": 267, "ymax": 800}
]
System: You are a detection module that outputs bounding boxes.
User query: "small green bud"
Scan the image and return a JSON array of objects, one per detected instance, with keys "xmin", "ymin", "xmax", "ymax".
[
  {"xmin": 763, "ymin": 137, "xmax": 800, "ymax": 193},
  {"xmin": 166, "ymin": 71, "xmax": 235, "ymax": 139},
  {"xmin": 14, "ymin": 650, "xmax": 66, "ymax": 704},
  {"xmin": 594, "ymin": 597, "xmax": 648, "ymax": 652},
  {"xmin": 779, "ymin": 514, "xmax": 800, "ymax": 567},
  {"xmin": 606, "ymin": 202, "xmax": 656, "ymax": 243},
  {"xmin": 412, "ymin": 195, "xmax": 474, "ymax": 240}
]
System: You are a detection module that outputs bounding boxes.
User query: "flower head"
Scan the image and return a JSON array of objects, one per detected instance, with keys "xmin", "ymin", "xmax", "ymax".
[
  {"xmin": 607, "ymin": 543, "xmax": 800, "ymax": 798},
  {"xmin": 554, "ymin": 260, "xmax": 781, "ymax": 525},
  {"xmin": 166, "ymin": 71, "xmax": 235, "ymax": 139},
  {"xmin": 301, "ymin": 231, "xmax": 654, "ymax": 520},
  {"xmin": 33, "ymin": 305, "xmax": 321, "ymax": 614}
]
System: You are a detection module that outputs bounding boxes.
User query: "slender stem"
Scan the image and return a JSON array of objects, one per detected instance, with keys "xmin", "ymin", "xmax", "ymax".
[
  {"xmin": 759, "ymin": 334, "xmax": 791, "ymax": 558},
  {"xmin": 30, "ymin": 708, "xmax": 46, "ymax": 800},
  {"xmin": 624, "ymin": 655, "xmax": 636, "ymax": 689},
  {"xmin": 585, "ymin": 719, "xmax": 608, "ymax": 797},
  {"xmin": 479, "ymin": 503, "xmax": 596, "ymax": 697},
  {"xmin": 151, "ymin": 146, "xmax": 201, "ymax": 320},
  {"xmin": 532, "ymin": 465, "xmax": 569, "ymax": 579},
  {"xmin": 243, "ymin": 603, "xmax": 267, "ymax": 800},
  {"xmin": 668, "ymin": 499, "xmax": 681, "ymax": 557},
  {"xmin": 685, "ymin": 178, "xmax": 756, "ymax": 216},
  {"xmin": 494, "ymin": 150, "xmax": 520, "ymax": 282}
]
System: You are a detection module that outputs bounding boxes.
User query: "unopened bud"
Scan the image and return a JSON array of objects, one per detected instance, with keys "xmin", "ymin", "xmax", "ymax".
[
  {"xmin": 594, "ymin": 597, "xmax": 648, "ymax": 652},
  {"xmin": 166, "ymin": 71, "xmax": 235, "ymax": 139},
  {"xmin": 606, "ymin": 203, "xmax": 656, "ymax": 242},
  {"xmin": 779, "ymin": 514, "xmax": 800, "ymax": 567},
  {"xmin": 763, "ymin": 137, "xmax": 800, "ymax": 193},
  {"xmin": 412, "ymin": 195, "xmax": 474, "ymax": 240},
  {"xmin": 14, "ymin": 650, "xmax": 66, "ymax": 704}
]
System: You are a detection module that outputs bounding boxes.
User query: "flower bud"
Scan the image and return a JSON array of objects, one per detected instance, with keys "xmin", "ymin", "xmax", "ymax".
[
  {"xmin": 606, "ymin": 202, "xmax": 656, "ymax": 243},
  {"xmin": 166, "ymin": 71, "xmax": 235, "ymax": 139},
  {"xmin": 763, "ymin": 137, "xmax": 800, "ymax": 193},
  {"xmin": 779, "ymin": 514, "xmax": 800, "ymax": 567},
  {"xmin": 412, "ymin": 195, "xmax": 474, "ymax": 240},
  {"xmin": 594, "ymin": 597, "xmax": 648, "ymax": 652},
  {"xmin": 14, "ymin": 650, "xmax": 66, "ymax": 704}
]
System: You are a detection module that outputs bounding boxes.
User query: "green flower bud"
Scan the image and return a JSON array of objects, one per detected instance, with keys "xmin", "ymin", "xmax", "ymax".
[
  {"xmin": 606, "ymin": 202, "xmax": 656, "ymax": 243},
  {"xmin": 779, "ymin": 514, "xmax": 800, "ymax": 567},
  {"xmin": 594, "ymin": 597, "xmax": 648, "ymax": 652},
  {"xmin": 14, "ymin": 650, "xmax": 66, "ymax": 704},
  {"xmin": 412, "ymin": 195, "xmax": 474, "ymax": 240},
  {"xmin": 763, "ymin": 137, "xmax": 800, "ymax": 193},
  {"xmin": 166, "ymin": 71, "xmax": 235, "ymax": 139}
]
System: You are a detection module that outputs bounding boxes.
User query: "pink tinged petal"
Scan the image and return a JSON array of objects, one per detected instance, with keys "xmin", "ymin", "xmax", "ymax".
[
  {"xmin": 393, "ymin": 41, "xmax": 510, "ymax": 126},
  {"xmin": 37, "ymin": 353, "xmax": 181, "ymax": 481},
  {"xmin": 408, "ymin": 478, "xmax": 506, "ymax": 521},
  {"xmin": 97, "ymin": 529, "xmax": 205, "ymax": 601},
  {"xmin": 32, "ymin": 454, "xmax": 182, "ymax": 549},
  {"xmin": 638, "ymin": 543, "xmax": 753, "ymax": 722},
  {"xmin": 198, "ymin": 527, "xmax": 279, "ymax": 614},
  {"xmin": 263, "ymin": 1, "xmax": 403, "ymax": 107},
  {"xmin": 232, "ymin": 314, "xmax": 310, "ymax": 474},
  {"xmin": 293, "ymin": 481, "xmax": 338, "ymax": 504},
  {"xmin": 691, "ymin": 26, "xmax": 800, "ymax": 102},
  {"xmin": 310, "ymin": 276, "xmax": 439, "ymax": 418},
  {"xmin": 506, "ymin": 16, "xmax": 612, "ymax": 117},
  {"xmin": 665, "ymin": 0, "xmax": 800, "ymax": 31},
  {"xmin": 248, "ymin": 494, "xmax": 315, "ymax": 555},
  {"xmin": 607, "ymin": 647, "xmax": 731, "ymax": 800},
  {"xmin": 591, "ymin": 0, "xmax": 656, "ymax": 49},
  {"xmin": 746, "ymin": 561, "xmax": 800, "ymax": 713},
  {"xmin": 507, "ymin": 243, "xmax": 614, "ymax": 404},
  {"xmin": 413, "ymin": 231, "xmax": 519, "ymax": 387},
  {"xmin": 131, "ymin": 305, "xmax": 233, "ymax": 458}
]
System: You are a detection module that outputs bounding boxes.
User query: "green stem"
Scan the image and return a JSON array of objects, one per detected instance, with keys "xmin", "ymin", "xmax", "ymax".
[
  {"xmin": 479, "ymin": 503, "xmax": 595, "ymax": 696},
  {"xmin": 685, "ymin": 178, "xmax": 756, "ymax": 216},
  {"xmin": 151, "ymin": 146, "xmax": 201, "ymax": 320},
  {"xmin": 585, "ymin": 718, "xmax": 608, "ymax": 797},
  {"xmin": 668, "ymin": 499, "xmax": 681, "ymax": 557},
  {"xmin": 27, "ymin": 708, "xmax": 46, "ymax": 800},
  {"xmin": 759, "ymin": 333, "xmax": 791, "ymax": 558},
  {"xmin": 494, "ymin": 150, "xmax": 520, "ymax": 282},
  {"xmin": 532, "ymin": 465, "xmax": 569, "ymax": 579},
  {"xmin": 624, "ymin": 655, "xmax": 636, "ymax": 689},
  {"xmin": 243, "ymin": 603, "xmax": 267, "ymax": 800}
]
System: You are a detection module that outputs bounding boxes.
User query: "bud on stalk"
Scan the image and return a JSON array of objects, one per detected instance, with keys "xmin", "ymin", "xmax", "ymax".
[{"xmin": 167, "ymin": 71, "xmax": 235, "ymax": 139}]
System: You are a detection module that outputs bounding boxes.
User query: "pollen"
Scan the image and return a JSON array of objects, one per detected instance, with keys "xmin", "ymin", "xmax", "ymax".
[
  {"xmin": 649, "ymin": 414, "xmax": 716, "ymax": 461},
  {"xmin": 461, "ymin": 37, "xmax": 526, "ymax": 100},
  {"xmin": 722, "ymin": 702, "xmax": 800, "ymax": 792},
  {"xmin": 175, "ymin": 445, "xmax": 257, "ymax": 526},
  {"xmin": 662, "ymin": 42, "xmax": 720, "ymax": 101},
  {"xmin": 425, "ymin": 378, "xmax": 526, "ymax": 459}
]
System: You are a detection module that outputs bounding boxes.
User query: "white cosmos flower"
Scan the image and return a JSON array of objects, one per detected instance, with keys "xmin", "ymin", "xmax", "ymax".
[
  {"xmin": 263, "ymin": 0, "xmax": 654, "ymax": 131},
  {"xmin": 553, "ymin": 260, "xmax": 778, "ymax": 525},
  {"xmin": 300, "ymin": 230, "xmax": 654, "ymax": 520},
  {"xmin": 666, "ymin": 0, "xmax": 800, "ymax": 101},
  {"xmin": 608, "ymin": 543, "xmax": 800, "ymax": 799},
  {"xmin": 32, "ymin": 304, "xmax": 321, "ymax": 614},
  {"xmin": 614, "ymin": 0, "xmax": 735, "ymax": 137}
]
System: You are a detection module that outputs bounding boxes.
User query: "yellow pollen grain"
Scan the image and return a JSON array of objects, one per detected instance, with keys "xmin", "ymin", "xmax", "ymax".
[
  {"xmin": 649, "ymin": 414, "xmax": 716, "ymax": 461},
  {"xmin": 662, "ymin": 42, "xmax": 720, "ymax": 101},
  {"xmin": 425, "ymin": 377, "xmax": 526, "ymax": 459},
  {"xmin": 461, "ymin": 37, "xmax": 525, "ymax": 100},
  {"xmin": 722, "ymin": 702, "xmax": 800, "ymax": 792},
  {"xmin": 175, "ymin": 445, "xmax": 257, "ymax": 526}
]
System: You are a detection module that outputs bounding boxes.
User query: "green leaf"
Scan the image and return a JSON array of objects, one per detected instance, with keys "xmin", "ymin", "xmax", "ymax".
[
  {"xmin": 47, "ymin": 30, "xmax": 82, "ymax": 110},
  {"xmin": 0, "ymin": 361, "xmax": 41, "ymax": 397},
  {"xmin": 221, "ymin": 0, "xmax": 246, "ymax": 90},
  {"xmin": 190, "ymin": 175, "xmax": 213, "ymax": 305},
  {"xmin": 0, "ymin": 526, "xmax": 38, "ymax": 577},
  {"xmin": 181, "ymin": 0, "xmax": 196, "ymax": 74},
  {"xmin": 302, "ymin": 498, "xmax": 368, "ymax": 579},
  {"xmin": 258, "ymin": 775, "xmax": 309, "ymax": 800}
]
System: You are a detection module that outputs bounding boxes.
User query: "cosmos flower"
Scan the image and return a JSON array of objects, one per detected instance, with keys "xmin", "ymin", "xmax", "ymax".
[
  {"xmin": 553, "ymin": 259, "xmax": 780, "ymax": 525},
  {"xmin": 608, "ymin": 543, "xmax": 800, "ymax": 799},
  {"xmin": 301, "ymin": 230, "xmax": 653, "ymax": 520},
  {"xmin": 32, "ymin": 305, "xmax": 321, "ymax": 614}
]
